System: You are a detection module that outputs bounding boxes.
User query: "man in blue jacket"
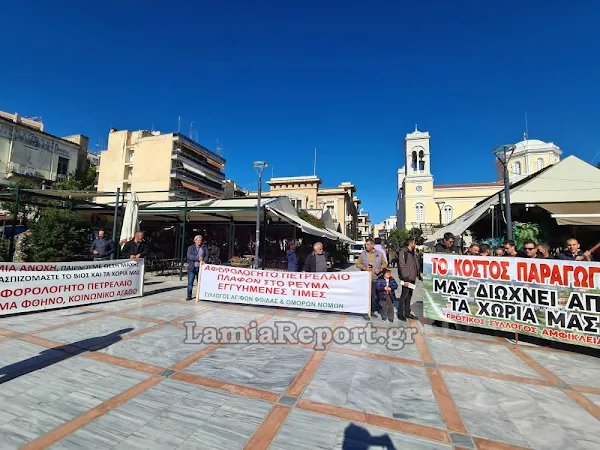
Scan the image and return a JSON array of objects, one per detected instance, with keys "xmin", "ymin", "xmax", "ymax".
[
  {"xmin": 90, "ymin": 230, "xmax": 115, "ymax": 261},
  {"xmin": 186, "ymin": 235, "xmax": 206, "ymax": 301},
  {"xmin": 286, "ymin": 241, "xmax": 298, "ymax": 272}
]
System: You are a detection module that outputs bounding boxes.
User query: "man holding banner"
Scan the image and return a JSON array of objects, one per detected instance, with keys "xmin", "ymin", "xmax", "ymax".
[
  {"xmin": 186, "ymin": 235, "xmax": 206, "ymax": 301},
  {"xmin": 357, "ymin": 238, "xmax": 388, "ymax": 319}
]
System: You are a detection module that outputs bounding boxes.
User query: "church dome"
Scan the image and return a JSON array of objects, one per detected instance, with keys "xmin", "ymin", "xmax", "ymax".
[{"xmin": 514, "ymin": 139, "xmax": 548, "ymax": 148}]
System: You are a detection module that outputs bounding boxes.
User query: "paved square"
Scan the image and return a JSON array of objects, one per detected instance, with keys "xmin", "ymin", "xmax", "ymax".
[
  {"xmin": 0, "ymin": 355, "xmax": 149, "ymax": 448},
  {"xmin": 271, "ymin": 408, "xmax": 452, "ymax": 450},
  {"xmin": 425, "ymin": 334, "xmax": 545, "ymax": 379},
  {"xmin": 0, "ymin": 274, "xmax": 597, "ymax": 450},
  {"xmin": 49, "ymin": 380, "xmax": 273, "ymax": 450},
  {"xmin": 35, "ymin": 316, "xmax": 156, "ymax": 346},
  {"xmin": 0, "ymin": 308, "xmax": 104, "ymax": 334},
  {"xmin": 302, "ymin": 352, "xmax": 445, "ymax": 429},
  {"xmin": 97, "ymin": 325, "xmax": 208, "ymax": 368},
  {"xmin": 183, "ymin": 343, "xmax": 313, "ymax": 393},
  {"xmin": 520, "ymin": 347, "xmax": 600, "ymax": 388}
]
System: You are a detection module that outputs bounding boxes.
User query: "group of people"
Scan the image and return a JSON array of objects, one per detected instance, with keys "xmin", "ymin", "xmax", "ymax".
[
  {"xmin": 355, "ymin": 237, "xmax": 422, "ymax": 322},
  {"xmin": 89, "ymin": 230, "xmax": 148, "ymax": 261},
  {"xmin": 434, "ymin": 232, "xmax": 594, "ymax": 261}
]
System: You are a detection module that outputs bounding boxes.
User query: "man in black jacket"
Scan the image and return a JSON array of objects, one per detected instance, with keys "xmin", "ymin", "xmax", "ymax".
[
  {"xmin": 397, "ymin": 237, "xmax": 422, "ymax": 321},
  {"xmin": 121, "ymin": 232, "xmax": 148, "ymax": 260},
  {"xmin": 303, "ymin": 242, "xmax": 331, "ymax": 272},
  {"xmin": 434, "ymin": 233, "xmax": 460, "ymax": 254}
]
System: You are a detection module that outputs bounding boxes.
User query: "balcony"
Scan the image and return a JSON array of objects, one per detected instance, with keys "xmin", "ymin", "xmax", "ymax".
[
  {"xmin": 171, "ymin": 149, "xmax": 225, "ymax": 180},
  {"xmin": 5, "ymin": 161, "xmax": 52, "ymax": 181},
  {"xmin": 170, "ymin": 168, "xmax": 223, "ymax": 197}
]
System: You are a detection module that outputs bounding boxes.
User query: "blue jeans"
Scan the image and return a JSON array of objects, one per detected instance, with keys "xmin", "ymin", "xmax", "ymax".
[{"xmin": 187, "ymin": 268, "xmax": 199, "ymax": 299}]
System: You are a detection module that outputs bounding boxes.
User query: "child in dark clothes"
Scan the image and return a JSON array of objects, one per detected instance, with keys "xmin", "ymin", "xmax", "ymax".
[{"xmin": 375, "ymin": 269, "xmax": 399, "ymax": 322}]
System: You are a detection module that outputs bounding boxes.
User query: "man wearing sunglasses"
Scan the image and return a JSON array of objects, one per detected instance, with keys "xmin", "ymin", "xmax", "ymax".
[
  {"xmin": 522, "ymin": 240, "xmax": 539, "ymax": 258},
  {"xmin": 434, "ymin": 233, "xmax": 459, "ymax": 254}
]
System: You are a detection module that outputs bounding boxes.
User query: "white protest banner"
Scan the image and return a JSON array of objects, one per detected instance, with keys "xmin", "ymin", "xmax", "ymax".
[
  {"xmin": 198, "ymin": 264, "xmax": 371, "ymax": 314},
  {"xmin": 0, "ymin": 259, "xmax": 145, "ymax": 316},
  {"xmin": 0, "ymin": 259, "xmax": 142, "ymax": 272}
]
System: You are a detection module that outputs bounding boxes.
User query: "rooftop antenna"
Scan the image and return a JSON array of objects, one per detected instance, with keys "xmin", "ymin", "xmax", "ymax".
[
  {"xmin": 271, "ymin": 166, "xmax": 274, "ymax": 179},
  {"xmin": 177, "ymin": 116, "xmax": 181, "ymax": 133},
  {"xmin": 313, "ymin": 148, "xmax": 317, "ymax": 176},
  {"xmin": 216, "ymin": 139, "xmax": 222, "ymax": 156},
  {"xmin": 524, "ymin": 111, "xmax": 529, "ymax": 141},
  {"xmin": 189, "ymin": 121, "xmax": 194, "ymax": 139}
]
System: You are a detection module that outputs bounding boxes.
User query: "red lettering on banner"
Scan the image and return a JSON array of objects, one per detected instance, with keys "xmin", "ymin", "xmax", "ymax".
[
  {"xmin": 452, "ymin": 258, "xmax": 509, "ymax": 281},
  {"xmin": 517, "ymin": 262, "xmax": 600, "ymax": 289},
  {"xmin": 432, "ymin": 258, "xmax": 448, "ymax": 276}
]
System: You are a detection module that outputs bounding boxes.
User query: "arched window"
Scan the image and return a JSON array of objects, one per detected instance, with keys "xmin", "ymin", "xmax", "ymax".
[
  {"xmin": 418, "ymin": 150, "xmax": 425, "ymax": 171},
  {"xmin": 411, "ymin": 151, "xmax": 417, "ymax": 171},
  {"xmin": 443, "ymin": 205, "xmax": 453, "ymax": 224},
  {"xmin": 513, "ymin": 161, "xmax": 522, "ymax": 175},
  {"xmin": 536, "ymin": 158, "xmax": 545, "ymax": 171},
  {"xmin": 415, "ymin": 203, "xmax": 424, "ymax": 223}
]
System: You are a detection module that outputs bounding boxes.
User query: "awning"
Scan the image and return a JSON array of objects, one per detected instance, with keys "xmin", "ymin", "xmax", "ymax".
[
  {"xmin": 267, "ymin": 207, "xmax": 337, "ymax": 239},
  {"xmin": 325, "ymin": 227, "xmax": 355, "ymax": 244},
  {"xmin": 424, "ymin": 195, "xmax": 499, "ymax": 246},
  {"xmin": 510, "ymin": 156, "xmax": 600, "ymax": 204},
  {"xmin": 551, "ymin": 214, "xmax": 600, "ymax": 226}
]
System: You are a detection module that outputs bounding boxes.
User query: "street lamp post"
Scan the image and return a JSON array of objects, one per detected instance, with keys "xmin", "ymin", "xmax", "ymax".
[
  {"xmin": 435, "ymin": 201, "xmax": 445, "ymax": 227},
  {"xmin": 492, "ymin": 144, "xmax": 516, "ymax": 241},
  {"xmin": 253, "ymin": 161, "xmax": 268, "ymax": 269}
]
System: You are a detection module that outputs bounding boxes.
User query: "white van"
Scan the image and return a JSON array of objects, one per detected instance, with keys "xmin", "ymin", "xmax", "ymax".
[{"xmin": 348, "ymin": 241, "xmax": 365, "ymax": 263}]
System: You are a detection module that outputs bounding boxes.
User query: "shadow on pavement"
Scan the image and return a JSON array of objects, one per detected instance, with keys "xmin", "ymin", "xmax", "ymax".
[
  {"xmin": 342, "ymin": 423, "xmax": 397, "ymax": 449},
  {"xmin": 0, "ymin": 328, "xmax": 134, "ymax": 385}
]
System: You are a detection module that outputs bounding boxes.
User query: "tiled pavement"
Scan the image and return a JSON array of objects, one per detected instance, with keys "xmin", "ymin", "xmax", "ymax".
[{"xmin": 0, "ymin": 274, "xmax": 598, "ymax": 449}]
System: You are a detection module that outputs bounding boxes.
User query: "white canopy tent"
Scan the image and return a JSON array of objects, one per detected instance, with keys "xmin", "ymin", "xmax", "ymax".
[{"xmin": 424, "ymin": 155, "xmax": 600, "ymax": 245}]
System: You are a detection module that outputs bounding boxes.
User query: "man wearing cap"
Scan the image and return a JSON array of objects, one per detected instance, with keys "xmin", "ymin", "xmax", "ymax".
[{"xmin": 186, "ymin": 235, "xmax": 206, "ymax": 301}]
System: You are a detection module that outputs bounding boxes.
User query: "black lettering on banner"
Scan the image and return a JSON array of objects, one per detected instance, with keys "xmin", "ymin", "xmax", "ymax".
[
  {"xmin": 450, "ymin": 297, "xmax": 471, "ymax": 314},
  {"xmin": 474, "ymin": 283, "xmax": 557, "ymax": 307},
  {"xmin": 546, "ymin": 309, "xmax": 600, "ymax": 334},
  {"xmin": 475, "ymin": 300, "xmax": 539, "ymax": 325},
  {"xmin": 433, "ymin": 278, "xmax": 469, "ymax": 296},
  {"xmin": 565, "ymin": 293, "xmax": 600, "ymax": 314}
]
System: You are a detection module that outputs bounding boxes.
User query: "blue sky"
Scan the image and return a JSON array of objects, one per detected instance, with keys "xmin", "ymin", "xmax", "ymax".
[{"xmin": 2, "ymin": 1, "xmax": 599, "ymax": 222}]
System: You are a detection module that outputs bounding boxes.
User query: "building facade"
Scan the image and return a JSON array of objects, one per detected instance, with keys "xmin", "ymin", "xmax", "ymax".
[
  {"xmin": 396, "ymin": 127, "xmax": 561, "ymax": 236},
  {"xmin": 96, "ymin": 129, "xmax": 226, "ymax": 202},
  {"xmin": 373, "ymin": 215, "xmax": 397, "ymax": 240},
  {"xmin": 248, "ymin": 176, "xmax": 359, "ymax": 239},
  {"xmin": 357, "ymin": 210, "xmax": 372, "ymax": 240},
  {"xmin": 495, "ymin": 139, "xmax": 562, "ymax": 183},
  {"xmin": 0, "ymin": 112, "xmax": 88, "ymax": 188}
]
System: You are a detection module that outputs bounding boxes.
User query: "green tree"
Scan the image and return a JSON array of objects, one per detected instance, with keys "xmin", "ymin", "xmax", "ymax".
[
  {"xmin": 0, "ymin": 179, "xmax": 50, "ymax": 226},
  {"xmin": 408, "ymin": 227, "xmax": 425, "ymax": 245},
  {"xmin": 54, "ymin": 161, "xmax": 97, "ymax": 191},
  {"xmin": 29, "ymin": 208, "xmax": 89, "ymax": 262},
  {"xmin": 512, "ymin": 222, "xmax": 541, "ymax": 250},
  {"xmin": 0, "ymin": 238, "xmax": 9, "ymax": 262},
  {"xmin": 387, "ymin": 228, "xmax": 410, "ymax": 248},
  {"xmin": 298, "ymin": 209, "xmax": 325, "ymax": 229}
]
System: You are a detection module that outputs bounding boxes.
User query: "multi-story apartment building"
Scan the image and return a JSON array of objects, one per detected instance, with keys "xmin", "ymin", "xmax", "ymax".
[
  {"xmin": 0, "ymin": 112, "xmax": 88, "ymax": 188},
  {"xmin": 248, "ymin": 175, "xmax": 359, "ymax": 239},
  {"xmin": 96, "ymin": 128, "xmax": 226, "ymax": 202},
  {"xmin": 357, "ymin": 209, "xmax": 372, "ymax": 241},
  {"xmin": 373, "ymin": 215, "xmax": 397, "ymax": 240}
]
